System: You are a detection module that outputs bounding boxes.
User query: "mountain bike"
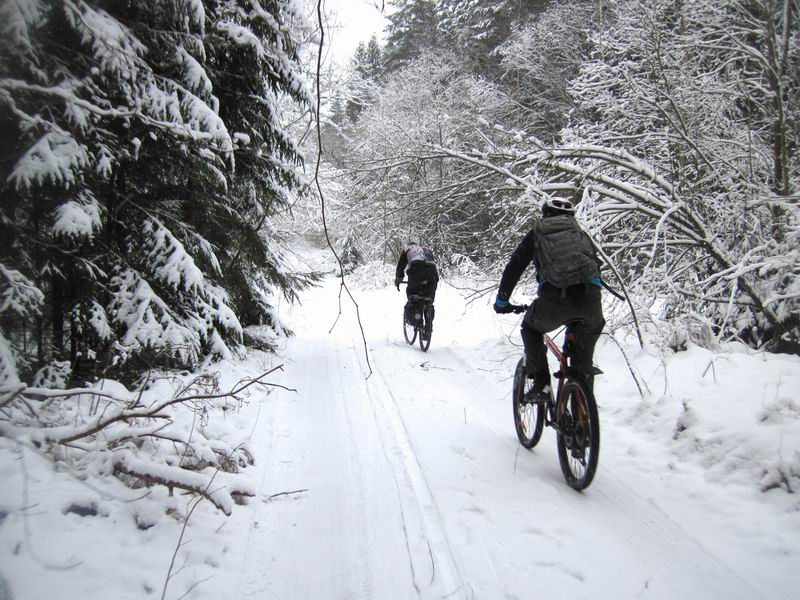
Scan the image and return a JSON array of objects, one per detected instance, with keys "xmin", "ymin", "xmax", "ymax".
[
  {"xmin": 507, "ymin": 304, "xmax": 600, "ymax": 490},
  {"xmin": 400, "ymin": 283, "xmax": 434, "ymax": 352}
]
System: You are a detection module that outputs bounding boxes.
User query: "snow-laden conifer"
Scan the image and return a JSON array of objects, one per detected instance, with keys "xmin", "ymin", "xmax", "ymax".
[{"xmin": 0, "ymin": 0, "xmax": 314, "ymax": 382}]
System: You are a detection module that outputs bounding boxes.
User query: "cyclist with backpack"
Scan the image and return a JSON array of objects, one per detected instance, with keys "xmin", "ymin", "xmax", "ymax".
[
  {"xmin": 395, "ymin": 242, "xmax": 439, "ymax": 339},
  {"xmin": 493, "ymin": 196, "xmax": 605, "ymax": 402}
]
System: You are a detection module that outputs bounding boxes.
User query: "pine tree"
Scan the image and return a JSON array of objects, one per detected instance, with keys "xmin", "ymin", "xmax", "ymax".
[
  {"xmin": 0, "ymin": 0, "xmax": 312, "ymax": 384},
  {"xmin": 436, "ymin": 0, "xmax": 546, "ymax": 76},
  {"xmin": 346, "ymin": 35, "xmax": 385, "ymax": 122},
  {"xmin": 383, "ymin": 0, "xmax": 441, "ymax": 73},
  {"xmin": 202, "ymin": 0, "xmax": 316, "ymax": 328}
]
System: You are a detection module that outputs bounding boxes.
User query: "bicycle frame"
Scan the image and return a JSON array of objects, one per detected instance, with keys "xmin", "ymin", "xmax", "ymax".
[
  {"xmin": 544, "ymin": 332, "xmax": 571, "ymax": 414},
  {"xmin": 544, "ymin": 331, "xmax": 589, "ymax": 433},
  {"xmin": 544, "ymin": 333, "xmax": 565, "ymax": 392}
]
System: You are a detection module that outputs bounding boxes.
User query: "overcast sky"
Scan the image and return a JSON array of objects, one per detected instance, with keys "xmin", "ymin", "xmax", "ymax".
[{"xmin": 322, "ymin": 0, "xmax": 389, "ymax": 65}]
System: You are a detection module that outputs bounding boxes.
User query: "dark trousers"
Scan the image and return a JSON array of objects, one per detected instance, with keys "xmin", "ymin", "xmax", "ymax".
[
  {"xmin": 521, "ymin": 283, "xmax": 604, "ymax": 380},
  {"xmin": 406, "ymin": 262, "xmax": 438, "ymax": 301}
]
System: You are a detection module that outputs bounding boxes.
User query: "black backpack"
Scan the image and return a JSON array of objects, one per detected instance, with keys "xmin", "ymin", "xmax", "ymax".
[{"xmin": 533, "ymin": 215, "xmax": 599, "ymax": 290}]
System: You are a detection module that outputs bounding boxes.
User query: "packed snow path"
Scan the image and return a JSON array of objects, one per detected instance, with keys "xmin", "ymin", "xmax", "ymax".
[{"xmin": 235, "ymin": 275, "xmax": 795, "ymax": 600}]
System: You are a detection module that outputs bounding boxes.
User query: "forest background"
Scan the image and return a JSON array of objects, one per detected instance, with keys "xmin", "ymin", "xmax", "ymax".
[
  {"xmin": 1, "ymin": 0, "xmax": 797, "ymax": 387},
  {"xmin": 0, "ymin": 0, "xmax": 797, "ymax": 552}
]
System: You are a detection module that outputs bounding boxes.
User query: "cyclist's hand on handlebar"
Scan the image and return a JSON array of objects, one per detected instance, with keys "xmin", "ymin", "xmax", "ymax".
[{"xmin": 493, "ymin": 293, "xmax": 512, "ymax": 314}]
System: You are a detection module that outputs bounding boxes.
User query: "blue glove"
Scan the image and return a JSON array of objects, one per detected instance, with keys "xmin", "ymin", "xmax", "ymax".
[{"xmin": 493, "ymin": 293, "xmax": 512, "ymax": 314}]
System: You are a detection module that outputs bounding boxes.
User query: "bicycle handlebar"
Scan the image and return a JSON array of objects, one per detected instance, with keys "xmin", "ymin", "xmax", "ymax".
[{"xmin": 508, "ymin": 304, "xmax": 528, "ymax": 314}]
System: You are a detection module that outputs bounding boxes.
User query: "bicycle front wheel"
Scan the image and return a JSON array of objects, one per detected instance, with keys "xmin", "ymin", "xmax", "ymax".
[
  {"xmin": 556, "ymin": 378, "xmax": 600, "ymax": 490},
  {"xmin": 418, "ymin": 304, "xmax": 432, "ymax": 352},
  {"xmin": 512, "ymin": 358, "xmax": 545, "ymax": 449},
  {"xmin": 403, "ymin": 310, "xmax": 417, "ymax": 345}
]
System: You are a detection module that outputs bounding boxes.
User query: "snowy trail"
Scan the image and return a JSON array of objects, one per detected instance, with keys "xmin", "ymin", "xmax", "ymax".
[
  {"xmin": 367, "ymin": 330, "xmax": 762, "ymax": 599},
  {"xmin": 237, "ymin": 335, "xmax": 413, "ymax": 599},
  {"xmin": 236, "ymin": 283, "xmax": 468, "ymax": 600},
  {"xmin": 235, "ymin": 276, "xmax": 785, "ymax": 599}
]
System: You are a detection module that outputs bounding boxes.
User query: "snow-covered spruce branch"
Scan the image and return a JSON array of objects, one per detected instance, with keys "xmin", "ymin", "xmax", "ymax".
[{"xmin": 0, "ymin": 78, "xmax": 233, "ymax": 153}]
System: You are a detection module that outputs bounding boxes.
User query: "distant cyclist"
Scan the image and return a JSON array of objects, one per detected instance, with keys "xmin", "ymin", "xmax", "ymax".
[
  {"xmin": 493, "ymin": 196, "xmax": 605, "ymax": 401},
  {"xmin": 395, "ymin": 242, "xmax": 439, "ymax": 339}
]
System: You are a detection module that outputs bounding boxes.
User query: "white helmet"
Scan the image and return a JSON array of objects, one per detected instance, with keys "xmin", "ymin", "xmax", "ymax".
[{"xmin": 542, "ymin": 196, "xmax": 576, "ymax": 213}]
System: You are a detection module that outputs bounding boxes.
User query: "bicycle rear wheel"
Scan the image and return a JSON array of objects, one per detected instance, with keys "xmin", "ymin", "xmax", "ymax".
[
  {"xmin": 418, "ymin": 304, "xmax": 432, "ymax": 351},
  {"xmin": 403, "ymin": 310, "xmax": 417, "ymax": 344},
  {"xmin": 556, "ymin": 378, "xmax": 600, "ymax": 490},
  {"xmin": 512, "ymin": 358, "xmax": 545, "ymax": 448}
]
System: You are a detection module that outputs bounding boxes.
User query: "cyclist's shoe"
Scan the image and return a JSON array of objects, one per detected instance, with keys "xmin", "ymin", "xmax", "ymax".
[
  {"xmin": 523, "ymin": 382, "xmax": 552, "ymax": 404},
  {"xmin": 421, "ymin": 330, "xmax": 431, "ymax": 341}
]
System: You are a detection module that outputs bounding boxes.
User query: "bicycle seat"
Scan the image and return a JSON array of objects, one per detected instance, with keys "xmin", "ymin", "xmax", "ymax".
[{"xmin": 564, "ymin": 317, "xmax": 588, "ymax": 327}]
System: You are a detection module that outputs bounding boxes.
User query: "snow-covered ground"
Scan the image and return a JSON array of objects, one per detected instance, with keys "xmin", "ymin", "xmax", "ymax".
[{"xmin": 2, "ymin": 248, "xmax": 799, "ymax": 600}]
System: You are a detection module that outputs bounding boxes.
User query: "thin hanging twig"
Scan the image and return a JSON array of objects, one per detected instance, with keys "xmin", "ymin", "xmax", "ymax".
[
  {"xmin": 314, "ymin": 0, "xmax": 373, "ymax": 379},
  {"xmin": 601, "ymin": 333, "xmax": 650, "ymax": 398}
]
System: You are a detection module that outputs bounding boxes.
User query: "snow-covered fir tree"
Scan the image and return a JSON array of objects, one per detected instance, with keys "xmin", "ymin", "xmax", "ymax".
[
  {"xmin": 383, "ymin": 0, "xmax": 441, "ymax": 73},
  {"xmin": 345, "ymin": 35, "xmax": 384, "ymax": 122},
  {"xmin": 0, "ymin": 0, "xmax": 313, "ymax": 383},
  {"xmin": 436, "ymin": 0, "xmax": 545, "ymax": 76}
]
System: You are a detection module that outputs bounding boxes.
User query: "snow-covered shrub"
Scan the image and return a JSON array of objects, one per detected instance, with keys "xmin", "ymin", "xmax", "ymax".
[
  {"xmin": 657, "ymin": 314, "xmax": 719, "ymax": 354},
  {"xmin": 334, "ymin": 234, "xmax": 363, "ymax": 274},
  {"xmin": 450, "ymin": 254, "xmax": 485, "ymax": 280},
  {"xmin": 0, "ymin": 368, "xmax": 279, "ymax": 514},
  {"xmin": 31, "ymin": 361, "xmax": 71, "ymax": 390},
  {"xmin": 348, "ymin": 261, "xmax": 395, "ymax": 290}
]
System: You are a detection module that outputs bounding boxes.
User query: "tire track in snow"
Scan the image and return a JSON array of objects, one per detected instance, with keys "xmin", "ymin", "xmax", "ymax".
[
  {"xmin": 368, "ymin": 329, "xmax": 768, "ymax": 599},
  {"xmin": 592, "ymin": 471, "xmax": 766, "ymax": 600},
  {"xmin": 235, "ymin": 334, "xmax": 380, "ymax": 600},
  {"xmin": 358, "ymin": 348, "xmax": 470, "ymax": 600}
]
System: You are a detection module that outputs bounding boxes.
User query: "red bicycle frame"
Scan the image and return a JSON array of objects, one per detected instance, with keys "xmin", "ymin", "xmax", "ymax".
[{"xmin": 544, "ymin": 332, "xmax": 567, "ymax": 397}]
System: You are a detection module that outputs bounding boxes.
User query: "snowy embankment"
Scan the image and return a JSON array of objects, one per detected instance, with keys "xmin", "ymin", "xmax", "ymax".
[{"xmin": 1, "ymin": 254, "xmax": 798, "ymax": 600}]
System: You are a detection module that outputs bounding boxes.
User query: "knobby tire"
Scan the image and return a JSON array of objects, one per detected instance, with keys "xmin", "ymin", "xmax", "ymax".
[
  {"xmin": 556, "ymin": 378, "xmax": 600, "ymax": 490},
  {"xmin": 403, "ymin": 310, "xmax": 417, "ymax": 345},
  {"xmin": 512, "ymin": 358, "xmax": 545, "ymax": 448},
  {"xmin": 419, "ymin": 304, "xmax": 432, "ymax": 352}
]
